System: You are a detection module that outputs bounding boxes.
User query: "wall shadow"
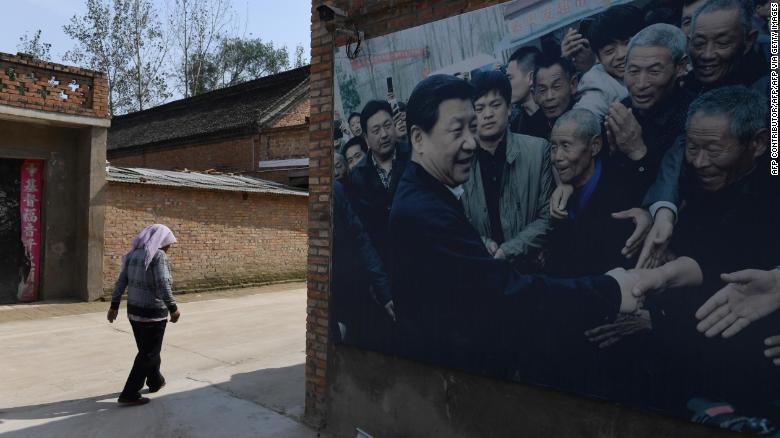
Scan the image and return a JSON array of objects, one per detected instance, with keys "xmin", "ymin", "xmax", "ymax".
[{"xmin": 0, "ymin": 363, "xmax": 311, "ymax": 438}]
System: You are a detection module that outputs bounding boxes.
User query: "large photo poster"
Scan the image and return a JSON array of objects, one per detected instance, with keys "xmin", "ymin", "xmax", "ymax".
[{"xmin": 331, "ymin": 0, "xmax": 778, "ymax": 433}]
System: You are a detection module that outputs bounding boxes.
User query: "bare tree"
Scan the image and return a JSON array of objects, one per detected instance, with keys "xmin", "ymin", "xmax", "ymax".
[
  {"xmin": 122, "ymin": 0, "xmax": 171, "ymax": 110},
  {"xmin": 168, "ymin": 0, "xmax": 235, "ymax": 97},
  {"xmin": 17, "ymin": 30, "xmax": 52, "ymax": 61}
]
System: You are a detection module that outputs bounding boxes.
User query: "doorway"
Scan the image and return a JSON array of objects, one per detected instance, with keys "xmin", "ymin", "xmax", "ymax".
[{"xmin": 0, "ymin": 158, "xmax": 24, "ymax": 303}]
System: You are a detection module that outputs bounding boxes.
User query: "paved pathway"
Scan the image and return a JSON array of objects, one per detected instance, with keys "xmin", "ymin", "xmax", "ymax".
[{"xmin": 0, "ymin": 283, "xmax": 319, "ymax": 438}]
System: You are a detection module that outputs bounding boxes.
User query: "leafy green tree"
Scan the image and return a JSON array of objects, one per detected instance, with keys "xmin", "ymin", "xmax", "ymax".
[
  {"xmin": 64, "ymin": 0, "xmax": 169, "ymax": 114},
  {"xmin": 64, "ymin": 0, "xmax": 130, "ymax": 114},
  {"xmin": 187, "ymin": 36, "xmax": 293, "ymax": 94},
  {"xmin": 214, "ymin": 37, "xmax": 290, "ymax": 87}
]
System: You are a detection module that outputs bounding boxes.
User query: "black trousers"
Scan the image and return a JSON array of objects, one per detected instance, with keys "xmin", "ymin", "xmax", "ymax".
[{"xmin": 120, "ymin": 319, "xmax": 167, "ymax": 399}]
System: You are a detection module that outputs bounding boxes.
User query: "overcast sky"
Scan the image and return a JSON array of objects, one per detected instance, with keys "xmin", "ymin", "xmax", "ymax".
[{"xmin": 0, "ymin": 0, "xmax": 312, "ymax": 65}]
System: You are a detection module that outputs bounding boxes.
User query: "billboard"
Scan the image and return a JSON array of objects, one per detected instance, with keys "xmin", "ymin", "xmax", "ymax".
[{"xmin": 331, "ymin": 0, "xmax": 778, "ymax": 433}]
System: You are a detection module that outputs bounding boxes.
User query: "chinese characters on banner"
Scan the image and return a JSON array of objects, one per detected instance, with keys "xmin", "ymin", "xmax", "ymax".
[
  {"xmin": 17, "ymin": 160, "xmax": 43, "ymax": 302},
  {"xmin": 501, "ymin": 0, "xmax": 631, "ymax": 48}
]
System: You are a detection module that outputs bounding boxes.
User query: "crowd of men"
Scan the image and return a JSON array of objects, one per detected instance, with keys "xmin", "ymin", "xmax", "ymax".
[{"xmin": 331, "ymin": 0, "xmax": 779, "ymax": 432}]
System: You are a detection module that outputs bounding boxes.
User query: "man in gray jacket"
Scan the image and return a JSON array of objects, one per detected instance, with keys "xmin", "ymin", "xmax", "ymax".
[{"xmin": 462, "ymin": 71, "xmax": 553, "ymax": 272}]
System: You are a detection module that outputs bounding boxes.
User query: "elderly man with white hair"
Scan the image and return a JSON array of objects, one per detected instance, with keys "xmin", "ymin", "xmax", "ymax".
[
  {"xmin": 629, "ymin": 86, "xmax": 778, "ymax": 429},
  {"xmin": 545, "ymin": 109, "xmax": 641, "ymax": 278},
  {"xmin": 637, "ymin": 0, "xmax": 770, "ymax": 269},
  {"xmin": 552, "ymin": 24, "xmax": 695, "ymax": 263}
]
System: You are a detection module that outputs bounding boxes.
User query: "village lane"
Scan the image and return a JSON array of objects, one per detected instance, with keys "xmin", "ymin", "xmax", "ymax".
[{"xmin": 0, "ymin": 283, "xmax": 318, "ymax": 438}]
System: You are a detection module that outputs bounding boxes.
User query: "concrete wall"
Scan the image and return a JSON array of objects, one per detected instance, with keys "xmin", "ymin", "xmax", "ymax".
[
  {"xmin": 0, "ymin": 119, "xmax": 105, "ymax": 300},
  {"xmin": 327, "ymin": 346, "xmax": 737, "ymax": 438},
  {"xmin": 103, "ymin": 182, "xmax": 308, "ymax": 293}
]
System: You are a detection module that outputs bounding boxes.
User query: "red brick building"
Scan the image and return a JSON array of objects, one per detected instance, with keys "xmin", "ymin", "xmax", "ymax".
[{"xmin": 108, "ymin": 66, "xmax": 310, "ymax": 188}]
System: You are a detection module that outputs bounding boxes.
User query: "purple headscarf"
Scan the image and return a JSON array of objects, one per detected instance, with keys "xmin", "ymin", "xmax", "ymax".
[{"xmin": 125, "ymin": 224, "xmax": 177, "ymax": 270}]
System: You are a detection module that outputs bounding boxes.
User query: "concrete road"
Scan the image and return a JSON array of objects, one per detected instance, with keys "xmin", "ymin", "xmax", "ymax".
[{"xmin": 0, "ymin": 286, "xmax": 317, "ymax": 438}]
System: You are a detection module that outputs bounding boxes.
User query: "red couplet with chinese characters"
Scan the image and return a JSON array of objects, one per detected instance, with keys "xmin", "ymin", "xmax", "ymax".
[{"xmin": 18, "ymin": 160, "xmax": 43, "ymax": 302}]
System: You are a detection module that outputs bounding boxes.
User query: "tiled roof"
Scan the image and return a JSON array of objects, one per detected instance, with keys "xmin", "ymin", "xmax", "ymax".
[
  {"xmin": 107, "ymin": 66, "xmax": 310, "ymax": 151},
  {"xmin": 107, "ymin": 166, "xmax": 307, "ymax": 197}
]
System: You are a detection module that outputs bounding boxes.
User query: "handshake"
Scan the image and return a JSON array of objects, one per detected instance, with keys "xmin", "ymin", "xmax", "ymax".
[
  {"xmin": 606, "ymin": 263, "xmax": 780, "ymax": 349},
  {"xmin": 605, "ymin": 266, "xmax": 670, "ymax": 314}
]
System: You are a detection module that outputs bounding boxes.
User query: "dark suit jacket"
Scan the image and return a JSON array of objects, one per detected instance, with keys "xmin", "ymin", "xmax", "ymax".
[
  {"xmin": 389, "ymin": 161, "xmax": 622, "ymax": 380},
  {"xmin": 332, "ymin": 181, "xmax": 394, "ymax": 347},
  {"xmin": 646, "ymin": 165, "xmax": 780, "ymax": 406},
  {"xmin": 347, "ymin": 142, "xmax": 411, "ymax": 263},
  {"xmin": 545, "ymin": 160, "xmax": 639, "ymax": 277}
]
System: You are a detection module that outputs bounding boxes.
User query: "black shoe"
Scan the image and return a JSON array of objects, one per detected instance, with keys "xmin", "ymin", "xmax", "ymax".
[
  {"xmin": 117, "ymin": 396, "xmax": 150, "ymax": 405},
  {"xmin": 148, "ymin": 381, "xmax": 166, "ymax": 393}
]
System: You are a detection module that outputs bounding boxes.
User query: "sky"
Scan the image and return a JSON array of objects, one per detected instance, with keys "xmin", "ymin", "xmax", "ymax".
[{"xmin": 0, "ymin": 0, "xmax": 312, "ymax": 66}]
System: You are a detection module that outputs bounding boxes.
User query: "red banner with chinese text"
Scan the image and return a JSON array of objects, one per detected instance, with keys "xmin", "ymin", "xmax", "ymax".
[{"xmin": 18, "ymin": 160, "xmax": 43, "ymax": 302}]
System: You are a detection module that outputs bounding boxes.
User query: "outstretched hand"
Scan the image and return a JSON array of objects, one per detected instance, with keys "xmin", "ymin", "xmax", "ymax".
[
  {"xmin": 611, "ymin": 208, "xmax": 652, "ymax": 259},
  {"xmin": 695, "ymin": 269, "xmax": 780, "ymax": 338},
  {"xmin": 636, "ymin": 208, "xmax": 675, "ymax": 269}
]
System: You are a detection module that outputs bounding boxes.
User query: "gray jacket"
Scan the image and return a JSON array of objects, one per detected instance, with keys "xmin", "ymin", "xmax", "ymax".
[
  {"xmin": 111, "ymin": 248, "xmax": 177, "ymax": 318},
  {"xmin": 462, "ymin": 132, "xmax": 553, "ymax": 262},
  {"xmin": 574, "ymin": 63, "xmax": 628, "ymax": 120}
]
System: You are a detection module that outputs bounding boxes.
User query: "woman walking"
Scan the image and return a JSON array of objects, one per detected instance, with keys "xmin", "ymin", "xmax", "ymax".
[{"xmin": 107, "ymin": 224, "xmax": 181, "ymax": 405}]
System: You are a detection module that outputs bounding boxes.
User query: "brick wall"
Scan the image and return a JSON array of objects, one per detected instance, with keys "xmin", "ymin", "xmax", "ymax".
[
  {"xmin": 109, "ymin": 125, "xmax": 309, "ymax": 176},
  {"xmin": 0, "ymin": 52, "xmax": 109, "ymax": 119},
  {"xmin": 269, "ymin": 97, "xmax": 310, "ymax": 129},
  {"xmin": 257, "ymin": 127, "xmax": 310, "ymax": 161},
  {"xmin": 109, "ymin": 135, "xmax": 256, "ymax": 173},
  {"xmin": 104, "ymin": 182, "xmax": 308, "ymax": 293},
  {"xmin": 305, "ymin": 0, "xmax": 520, "ymax": 426}
]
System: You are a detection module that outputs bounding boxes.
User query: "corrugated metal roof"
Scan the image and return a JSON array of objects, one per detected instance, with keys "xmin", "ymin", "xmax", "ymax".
[
  {"xmin": 257, "ymin": 158, "xmax": 309, "ymax": 169},
  {"xmin": 107, "ymin": 166, "xmax": 307, "ymax": 197}
]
